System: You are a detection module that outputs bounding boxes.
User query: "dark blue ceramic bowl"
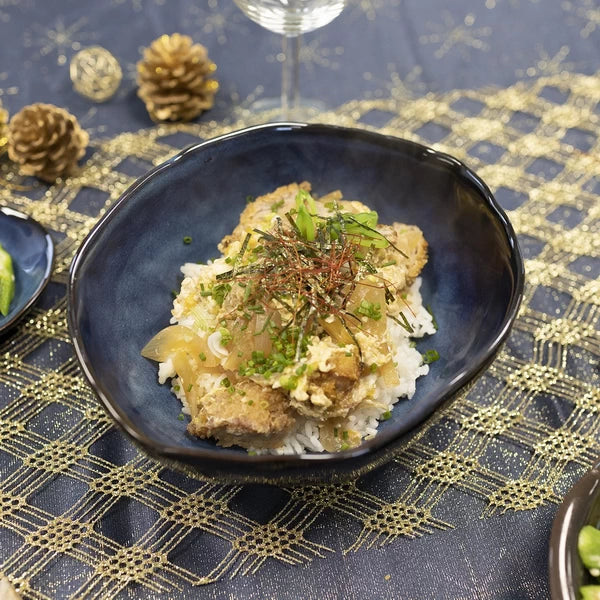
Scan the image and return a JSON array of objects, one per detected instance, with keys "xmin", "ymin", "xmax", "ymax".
[
  {"xmin": 549, "ymin": 463, "xmax": 600, "ymax": 600},
  {"xmin": 68, "ymin": 123, "xmax": 524, "ymax": 483},
  {"xmin": 0, "ymin": 207, "xmax": 54, "ymax": 334}
]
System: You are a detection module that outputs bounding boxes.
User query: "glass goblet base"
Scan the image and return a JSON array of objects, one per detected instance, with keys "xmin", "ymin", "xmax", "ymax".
[{"xmin": 248, "ymin": 96, "xmax": 327, "ymax": 122}]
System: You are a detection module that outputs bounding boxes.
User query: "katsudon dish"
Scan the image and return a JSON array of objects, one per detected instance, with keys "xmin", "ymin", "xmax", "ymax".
[{"xmin": 142, "ymin": 182, "xmax": 437, "ymax": 454}]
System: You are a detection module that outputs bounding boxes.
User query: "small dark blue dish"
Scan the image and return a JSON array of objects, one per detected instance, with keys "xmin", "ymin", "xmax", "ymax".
[
  {"xmin": 68, "ymin": 123, "xmax": 524, "ymax": 484},
  {"xmin": 0, "ymin": 207, "xmax": 54, "ymax": 334},
  {"xmin": 549, "ymin": 463, "xmax": 600, "ymax": 600}
]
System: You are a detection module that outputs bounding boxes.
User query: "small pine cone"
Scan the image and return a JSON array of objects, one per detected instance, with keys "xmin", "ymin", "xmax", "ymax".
[
  {"xmin": 0, "ymin": 104, "xmax": 8, "ymax": 152},
  {"xmin": 137, "ymin": 33, "xmax": 218, "ymax": 122},
  {"xmin": 7, "ymin": 103, "xmax": 89, "ymax": 183}
]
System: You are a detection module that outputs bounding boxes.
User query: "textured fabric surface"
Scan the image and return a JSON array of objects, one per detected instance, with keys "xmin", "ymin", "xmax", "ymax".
[{"xmin": 0, "ymin": 1, "xmax": 599, "ymax": 598}]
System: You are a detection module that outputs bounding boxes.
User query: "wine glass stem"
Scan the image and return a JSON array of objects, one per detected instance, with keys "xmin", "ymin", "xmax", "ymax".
[{"xmin": 281, "ymin": 35, "xmax": 300, "ymax": 119}]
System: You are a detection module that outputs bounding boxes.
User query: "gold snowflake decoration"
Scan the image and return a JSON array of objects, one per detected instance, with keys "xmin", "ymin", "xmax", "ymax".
[
  {"xmin": 419, "ymin": 12, "xmax": 492, "ymax": 59},
  {"xmin": 24, "ymin": 17, "xmax": 96, "ymax": 65}
]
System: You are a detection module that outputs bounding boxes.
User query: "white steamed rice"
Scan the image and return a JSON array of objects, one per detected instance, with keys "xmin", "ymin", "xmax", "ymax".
[{"xmin": 158, "ymin": 271, "xmax": 436, "ymax": 455}]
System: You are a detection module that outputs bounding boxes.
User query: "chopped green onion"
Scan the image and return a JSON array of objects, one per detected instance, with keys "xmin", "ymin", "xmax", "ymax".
[
  {"xmin": 199, "ymin": 352, "xmax": 206, "ymax": 361},
  {"xmin": 296, "ymin": 189, "xmax": 317, "ymax": 213},
  {"xmin": 243, "ymin": 281, "xmax": 253, "ymax": 303},
  {"xmin": 247, "ymin": 304, "xmax": 265, "ymax": 313},
  {"xmin": 212, "ymin": 283, "xmax": 232, "ymax": 307},
  {"xmin": 183, "ymin": 236, "xmax": 192, "ymax": 244},
  {"xmin": 252, "ymin": 350, "xmax": 266, "ymax": 363},
  {"xmin": 426, "ymin": 304, "xmax": 439, "ymax": 330},
  {"xmin": 295, "ymin": 363, "xmax": 307, "ymax": 376},
  {"xmin": 356, "ymin": 299, "xmax": 382, "ymax": 321},
  {"xmin": 342, "ymin": 212, "xmax": 389, "ymax": 248},
  {"xmin": 422, "ymin": 349, "xmax": 440, "ymax": 364},
  {"xmin": 294, "ymin": 190, "xmax": 316, "ymax": 241},
  {"xmin": 219, "ymin": 327, "xmax": 232, "ymax": 345},
  {"xmin": 295, "ymin": 204, "xmax": 315, "ymax": 241},
  {"xmin": 381, "ymin": 411, "xmax": 392, "ymax": 420},
  {"xmin": 389, "ymin": 311, "xmax": 414, "ymax": 334},
  {"xmin": 221, "ymin": 377, "xmax": 231, "ymax": 388},
  {"xmin": 280, "ymin": 375, "xmax": 298, "ymax": 390}
]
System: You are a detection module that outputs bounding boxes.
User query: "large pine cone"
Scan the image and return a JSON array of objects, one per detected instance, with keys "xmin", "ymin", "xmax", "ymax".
[
  {"xmin": 7, "ymin": 103, "xmax": 89, "ymax": 183},
  {"xmin": 137, "ymin": 33, "xmax": 218, "ymax": 122},
  {"xmin": 0, "ymin": 104, "xmax": 8, "ymax": 152}
]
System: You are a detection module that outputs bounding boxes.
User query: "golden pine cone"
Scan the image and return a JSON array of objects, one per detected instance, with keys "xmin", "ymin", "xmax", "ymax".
[
  {"xmin": 7, "ymin": 103, "xmax": 89, "ymax": 183},
  {"xmin": 137, "ymin": 33, "xmax": 218, "ymax": 122},
  {"xmin": 0, "ymin": 104, "xmax": 8, "ymax": 153}
]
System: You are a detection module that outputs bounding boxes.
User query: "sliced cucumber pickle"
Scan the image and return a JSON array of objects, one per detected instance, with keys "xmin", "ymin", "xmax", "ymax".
[{"xmin": 0, "ymin": 243, "xmax": 15, "ymax": 317}]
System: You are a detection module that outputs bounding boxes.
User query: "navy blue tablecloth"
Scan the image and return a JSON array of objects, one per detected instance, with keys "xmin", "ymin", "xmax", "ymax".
[{"xmin": 0, "ymin": 1, "xmax": 599, "ymax": 598}]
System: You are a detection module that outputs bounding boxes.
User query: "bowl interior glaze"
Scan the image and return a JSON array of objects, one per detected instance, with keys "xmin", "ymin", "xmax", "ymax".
[{"xmin": 68, "ymin": 123, "xmax": 523, "ymax": 481}]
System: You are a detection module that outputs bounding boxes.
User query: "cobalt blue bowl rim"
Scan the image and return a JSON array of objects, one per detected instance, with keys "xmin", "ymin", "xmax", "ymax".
[
  {"xmin": 0, "ymin": 206, "xmax": 54, "ymax": 334},
  {"xmin": 68, "ymin": 122, "xmax": 525, "ymax": 471}
]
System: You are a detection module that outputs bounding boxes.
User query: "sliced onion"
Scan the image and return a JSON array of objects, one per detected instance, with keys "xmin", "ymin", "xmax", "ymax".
[
  {"xmin": 207, "ymin": 330, "xmax": 229, "ymax": 358},
  {"xmin": 141, "ymin": 323, "xmax": 219, "ymax": 367}
]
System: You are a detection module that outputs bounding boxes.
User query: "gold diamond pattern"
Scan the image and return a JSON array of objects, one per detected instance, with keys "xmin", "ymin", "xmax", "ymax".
[
  {"xmin": 534, "ymin": 318, "xmax": 597, "ymax": 344},
  {"xmin": 89, "ymin": 466, "xmax": 157, "ymax": 496},
  {"xmin": 551, "ymin": 229, "xmax": 600, "ymax": 255},
  {"xmin": 95, "ymin": 547, "xmax": 166, "ymax": 585},
  {"xmin": 26, "ymin": 518, "xmax": 92, "ymax": 552},
  {"xmin": 23, "ymin": 441, "xmax": 87, "ymax": 473},
  {"xmin": 290, "ymin": 482, "xmax": 357, "ymax": 507},
  {"xmin": 416, "ymin": 452, "xmax": 478, "ymax": 484},
  {"xmin": 534, "ymin": 428, "xmax": 593, "ymax": 462},
  {"xmin": 486, "ymin": 481, "xmax": 559, "ymax": 514},
  {"xmin": 160, "ymin": 494, "xmax": 227, "ymax": 528},
  {"xmin": 363, "ymin": 503, "xmax": 436, "ymax": 539},
  {"xmin": 0, "ymin": 493, "xmax": 26, "ymax": 518},
  {"xmin": 461, "ymin": 406, "xmax": 522, "ymax": 436},
  {"xmin": 574, "ymin": 279, "xmax": 600, "ymax": 304},
  {"xmin": 575, "ymin": 387, "xmax": 600, "ymax": 414},
  {"xmin": 20, "ymin": 306, "xmax": 70, "ymax": 341},
  {"xmin": 232, "ymin": 523, "xmax": 304, "ymax": 557},
  {"xmin": 0, "ymin": 419, "xmax": 25, "ymax": 442},
  {"xmin": 506, "ymin": 363, "xmax": 562, "ymax": 393}
]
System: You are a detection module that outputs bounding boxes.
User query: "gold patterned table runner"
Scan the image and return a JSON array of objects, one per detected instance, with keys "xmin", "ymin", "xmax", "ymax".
[{"xmin": 0, "ymin": 67, "xmax": 598, "ymax": 597}]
